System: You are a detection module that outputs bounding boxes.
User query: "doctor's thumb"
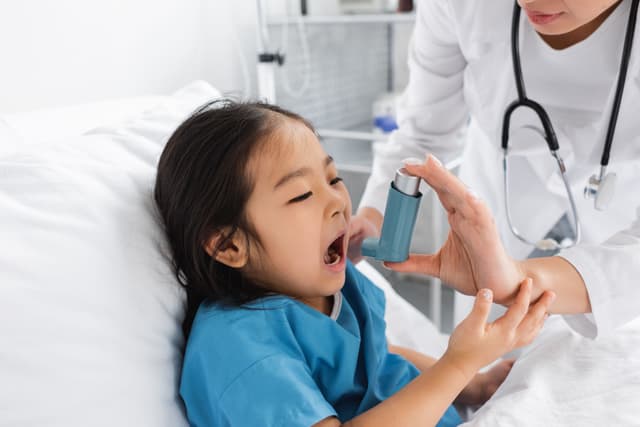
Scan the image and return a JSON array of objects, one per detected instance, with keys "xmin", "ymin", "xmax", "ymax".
[{"xmin": 403, "ymin": 154, "xmax": 443, "ymax": 177}]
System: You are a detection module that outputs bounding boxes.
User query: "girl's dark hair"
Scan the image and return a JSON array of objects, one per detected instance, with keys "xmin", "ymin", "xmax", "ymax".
[{"xmin": 154, "ymin": 99, "xmax": 314, "ymax": 337}]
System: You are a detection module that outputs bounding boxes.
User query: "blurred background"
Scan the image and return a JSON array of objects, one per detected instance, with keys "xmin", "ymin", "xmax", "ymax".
[{"xmin": 0, "ymin": 0, "xmax": 457, "ymax": 332}]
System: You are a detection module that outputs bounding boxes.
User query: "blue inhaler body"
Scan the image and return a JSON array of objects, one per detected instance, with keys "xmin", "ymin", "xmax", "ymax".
[{"xmin": 361, "ymin": 168, "xmax": 422, "ymax": 262}]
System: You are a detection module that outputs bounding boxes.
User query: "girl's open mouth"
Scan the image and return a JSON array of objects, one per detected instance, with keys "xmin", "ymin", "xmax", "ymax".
[{"xmin": 324, "ymin": 233, "xmax": 345, "ymax": 266}]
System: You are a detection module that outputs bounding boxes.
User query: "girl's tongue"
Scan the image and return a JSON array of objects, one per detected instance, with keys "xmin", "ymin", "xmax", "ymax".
[{"xmin": 324, "ymin": 235, "xmax": 343, "ymax": 265}]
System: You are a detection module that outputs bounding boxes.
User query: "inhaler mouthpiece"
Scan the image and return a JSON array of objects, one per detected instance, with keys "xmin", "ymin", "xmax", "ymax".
[{"xmin": 361, "ymin": 168, "xmax": 423, "ymax": 262}]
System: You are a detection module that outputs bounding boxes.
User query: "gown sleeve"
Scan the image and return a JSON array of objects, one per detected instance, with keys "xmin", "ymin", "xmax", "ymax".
[
  {"xmin": 559, "ymin": 206, "xmax": 640, "ymax": 338},
  {"xmin": 359, "ymin": 0, "xmax": 470, "ymax": 215},
  {"xmin": 203, "ymin": 353, "xmax": 337, "ymax": 427}
]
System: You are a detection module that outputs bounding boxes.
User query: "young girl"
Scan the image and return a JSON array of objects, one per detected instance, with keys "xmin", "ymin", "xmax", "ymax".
[{"xmin": 154, "ymin": 100, "xmax": 555, "ymax": 427}]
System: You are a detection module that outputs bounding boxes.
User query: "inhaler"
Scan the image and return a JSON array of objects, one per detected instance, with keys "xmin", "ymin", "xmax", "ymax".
[{"xmin": 361, "ymin": 168, "xmax": 422, "ymax": 262}]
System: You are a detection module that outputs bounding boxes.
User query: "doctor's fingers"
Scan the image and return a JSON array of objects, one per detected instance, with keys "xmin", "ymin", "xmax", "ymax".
[
  {"xmin": 512, "ymin": 290, "xmax": 556, "ymax": 347},
  {"xmin": 404, "ymin": 156, "xmax": 479, "ymax": 219},
  {"xmin": 383, "ymin": 253, "xmax": 440, "ymax": 277}
]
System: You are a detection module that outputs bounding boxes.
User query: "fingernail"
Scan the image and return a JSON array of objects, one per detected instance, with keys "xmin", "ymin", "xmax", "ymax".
[
  {"xmin": 468, "ymin": 189, "xmax": 480, "ymax": 200},
  {"xmin": 402, "ymin": 157, "xmax": 422, "ymax": 166},
  {"xmin": 549, "ymin": 292, "xmax": 556, "ymax": 302},
  {"xmin": 428, "ymin": 154, "xmax": 442, "ymax": 167},
  {"xmin": 382, "ymin": 262, "xmax": 391, "ymax": 270},
  {"xmin": 480, "ymin": 289, "xmax": 492, "ymax": 300}
]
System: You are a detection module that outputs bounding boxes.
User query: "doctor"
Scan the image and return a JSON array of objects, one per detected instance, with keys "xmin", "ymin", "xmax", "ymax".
[{"xmin": 350, "ymin": 0, "xmax": 640, "ymax": 338}]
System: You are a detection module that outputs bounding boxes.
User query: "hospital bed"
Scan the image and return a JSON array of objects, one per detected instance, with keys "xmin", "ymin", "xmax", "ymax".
[{"xmin": 2, "ymin": 81, "xmax": 640, "ymax": 426}]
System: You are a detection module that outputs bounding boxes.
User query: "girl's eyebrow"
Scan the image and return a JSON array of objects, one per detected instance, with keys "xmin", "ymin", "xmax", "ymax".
[{"xmin": 273, "ymin": 156, "xmax": 334, "ymax": 190}]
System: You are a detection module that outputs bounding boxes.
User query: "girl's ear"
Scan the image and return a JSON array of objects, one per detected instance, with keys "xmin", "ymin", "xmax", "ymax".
[{"xmin": 204, "ymin": 228, "xmax": 249, "ymax": 268}]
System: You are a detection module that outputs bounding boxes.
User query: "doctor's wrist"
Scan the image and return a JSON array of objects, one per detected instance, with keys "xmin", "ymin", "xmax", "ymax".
[
  {"xmin": 518, "ymin": 256, "xmax": 590, "ymax": 314},
  {"xmin": 491, "ymin": 259, "xmax": 531, "ymax": 306}
]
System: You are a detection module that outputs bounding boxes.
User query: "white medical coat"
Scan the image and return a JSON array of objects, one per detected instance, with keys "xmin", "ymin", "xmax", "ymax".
[{"xmin": 360, "ymin": 0, "xmax": 640, "ymax": 338}]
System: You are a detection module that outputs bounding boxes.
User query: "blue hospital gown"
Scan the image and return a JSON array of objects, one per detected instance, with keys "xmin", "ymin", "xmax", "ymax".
[{"xmin": 180, "ymin": 261, "xmax": 462, "ymax": 426}]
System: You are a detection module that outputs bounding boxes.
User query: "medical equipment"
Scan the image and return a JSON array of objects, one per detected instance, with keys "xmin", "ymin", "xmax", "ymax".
[
  {"xmin": 279, "ymin": 7, "xmax": 312, "ymax": 98},
  {"xmin": 256, "ymin": 0, "xmax": 282, "ymax": 103},
  {"xmin": 362, "ymin": 168, "xmax": 422, "ymax": 262},
  {"xmin": 502, "ymin": 0, "xmax": 639, "ymax": 251},
  {"xmin": 372, "ymin": 92, "xmax": 399, "ymax": 133},
  {"xmin": 339, "ymin": 0, "xmax": 387, "ymax": 14}
]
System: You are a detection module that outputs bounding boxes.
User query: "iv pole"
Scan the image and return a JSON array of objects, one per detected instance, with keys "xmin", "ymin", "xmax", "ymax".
[{"xmin": 255, "ymin": 0, "xmax": 285, "ymax": 103}]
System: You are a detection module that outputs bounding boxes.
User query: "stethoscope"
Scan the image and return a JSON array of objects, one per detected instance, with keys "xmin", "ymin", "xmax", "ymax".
[{"xmin": 502, "ymin": 0, "xmax": 639, "ymax": 251}]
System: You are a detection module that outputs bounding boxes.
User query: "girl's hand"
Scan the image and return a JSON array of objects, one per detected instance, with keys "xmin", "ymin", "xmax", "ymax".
[
  {"xmin": 443, "ymin": 279, "xmax": 555, "ymax": 379},
  {"xmin": 347, "ymin": 211, "xmax": 380, "ymax": 264},
  {"xmin": 455, "ymin": 359, "xmax": 515, "ymax": 406},
  {"xmin": 384, "ymin": 155, "xmax": 525, "ymax": 304}
]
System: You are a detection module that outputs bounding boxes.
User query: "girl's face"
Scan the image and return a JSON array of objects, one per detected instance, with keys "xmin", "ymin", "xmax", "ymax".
[
  {"xmin": 242, "ymin": 119, "xmax": 352, "ymax": 312},
  {"xmin": 518, "ymin": 0, "xmax": 621, "ymax": 35}
]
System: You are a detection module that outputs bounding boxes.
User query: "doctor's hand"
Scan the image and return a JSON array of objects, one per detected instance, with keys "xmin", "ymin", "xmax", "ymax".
[
  {"xmin": 384, "ymin": 155, "xmax": 525, "ymax": 305},
  {"xmin": 347, "ymin": 208, "xmax": 381, "ymax": 264}
]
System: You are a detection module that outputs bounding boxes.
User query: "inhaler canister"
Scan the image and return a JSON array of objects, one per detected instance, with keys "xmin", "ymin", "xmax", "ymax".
[{"xmin": 361, "ymin": 168, "xmax": 422, "ymax": 262}]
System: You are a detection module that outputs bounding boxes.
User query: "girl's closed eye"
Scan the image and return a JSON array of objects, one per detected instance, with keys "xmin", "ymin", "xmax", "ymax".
[
  {"xmin": 288, "ymin": 177, "xmax": 342, "ymax": 204},
  {"xmin": 289, "ymin": 191, "xmax": 312, "ymax": 203}
]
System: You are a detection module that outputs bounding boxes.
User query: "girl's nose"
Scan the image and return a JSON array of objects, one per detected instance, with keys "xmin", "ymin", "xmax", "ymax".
[
  {"xmin": 330, "ymin": 196, "xmax": 347, "ymax": 218},
  {"xmin": 326, "ymin": 188, "xmax": 348, "ymax": 219}
]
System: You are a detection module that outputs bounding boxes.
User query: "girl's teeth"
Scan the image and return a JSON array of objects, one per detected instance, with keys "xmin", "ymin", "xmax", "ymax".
[{"xmin": 324, "ymin": 248, "xmax": 341, "ymax": 265}]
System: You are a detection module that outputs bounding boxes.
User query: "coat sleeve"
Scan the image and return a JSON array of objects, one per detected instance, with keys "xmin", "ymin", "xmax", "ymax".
[
  {"xmin": 359, "ymin": 0, "xmax": 469, "ymax": 214},
  {"xmin": 559, "ymin": 206, "xmax": 640, "ymax": 338}
]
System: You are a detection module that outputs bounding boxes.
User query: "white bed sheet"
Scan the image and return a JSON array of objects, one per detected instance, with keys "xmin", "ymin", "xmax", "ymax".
[
  {"xmin": 463, "ymin": 315, "xmax": 640, "ymax": 426},
  {"xmin": 0, "ymin": 117, "xmax": 22, "ymax": 156}
]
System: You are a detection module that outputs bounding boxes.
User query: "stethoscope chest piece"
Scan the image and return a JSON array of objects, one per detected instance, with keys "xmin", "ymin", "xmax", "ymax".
[{"xmin": 584, "ymin": 170, "xmax": 618, "ymax": 211}]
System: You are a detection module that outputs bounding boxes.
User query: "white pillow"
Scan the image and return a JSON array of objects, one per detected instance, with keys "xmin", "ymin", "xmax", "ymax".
[
  {"xmin": 1, "ymin": 95, "xmax": 168, "ymax": 150},
  {"xmin": 0, "ymin": 81, "xmax": 219, "ymax": 427}
]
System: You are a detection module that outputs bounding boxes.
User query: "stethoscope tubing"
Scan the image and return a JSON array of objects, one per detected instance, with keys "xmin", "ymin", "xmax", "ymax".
[
  {"xmin": 506, "ymin": 0, "xmax": 639, "ymax": 167},
  {"xmin": 602, "ymin": 0, "xmax": 639, "ymax": 166},
  {"xmin": 501, "ymin": 98, "xmax": 558, "ymax": 151}
]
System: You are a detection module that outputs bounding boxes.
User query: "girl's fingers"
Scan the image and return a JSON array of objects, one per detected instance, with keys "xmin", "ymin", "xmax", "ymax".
[
  {"xmin": 383, "ymin": 253, "xmax": 440, "ymax": 277},
  {"xmin": 497, "ymin": 278, "xmax": 533, "ymax": 330},
  {"xmin": 466, "ymin": 289, "xmax": 494, "ymax": 326},
  {"xmin": 515, "ymin": 290, "xmax": 556, "ymax": 345}
]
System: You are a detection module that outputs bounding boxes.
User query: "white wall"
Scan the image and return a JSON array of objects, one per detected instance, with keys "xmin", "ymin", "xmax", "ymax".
[
  {"xmin": 0, "ymin": 0, "xmax": 412, "ymax": 113},
  {"xmin": 0, "ymin": 0, "xmax": 260, "ymax": 113}
]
